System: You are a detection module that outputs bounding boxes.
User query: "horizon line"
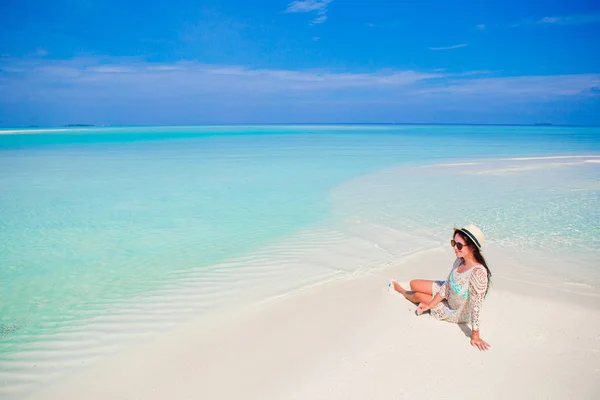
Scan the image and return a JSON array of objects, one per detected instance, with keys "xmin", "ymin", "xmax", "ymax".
[{"xmin": 2, "ymin": 122, "xmax": 600, "ymax": 130}]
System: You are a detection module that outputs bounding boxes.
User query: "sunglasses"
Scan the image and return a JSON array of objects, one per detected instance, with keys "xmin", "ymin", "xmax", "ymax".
[{"xmin": 450, "ymin": 239, "xmax": 469, "ymax": 250}]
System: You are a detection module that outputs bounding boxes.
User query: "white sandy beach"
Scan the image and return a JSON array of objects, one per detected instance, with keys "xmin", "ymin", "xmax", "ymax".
[
  {"xmin": 26, "ymin": 246, "xmax": 600, "ymax": 400},
  {"xmin": 0, "ymin": 129, "xmax": 81, "ymax": 135}
]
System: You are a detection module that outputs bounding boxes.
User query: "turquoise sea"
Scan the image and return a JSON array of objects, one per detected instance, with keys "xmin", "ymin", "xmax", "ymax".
[{"xmin": 1, "ymin": 125, "xmax": 599, "ymax": 395}]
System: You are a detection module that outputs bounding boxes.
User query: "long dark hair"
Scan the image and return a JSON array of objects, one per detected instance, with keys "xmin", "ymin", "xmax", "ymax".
[{"xmin": 454, "ymin": 231, "xmax": 492, "ymax": 296}]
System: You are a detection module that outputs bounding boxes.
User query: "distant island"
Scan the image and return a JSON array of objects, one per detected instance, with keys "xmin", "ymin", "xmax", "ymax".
[{"xmin": 64, "ymin": 124, "xmax": 95, "ymax": 127}]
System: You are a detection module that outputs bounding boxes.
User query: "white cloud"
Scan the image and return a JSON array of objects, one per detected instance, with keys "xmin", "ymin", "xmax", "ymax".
[
  {"xmin": 539, "ymin": 17, "xmax": 560, "ymax": 24},
  {"xmin": 429, "ymin": 44, "xmax": 468, "ymax": 51},
  {"xmin": 2, "ymin": 57, "xmax": 600, "ymax": 126},
  {"xmin": 512, "ymin": 14, "xmax": 600, "ymax": 28},
  {"xmin": 146, "ymin": 65, "xmax": 182, "ymax": 71},
  {"xmin": 0, "ymin": 57, "xmax": 443, "ymax": 96},
  {"xmin": 418, "ymin": 74, "xmax": 600, "ymax": 99},
  {"xmin": 1, "ymin": 57, "xmax": 598, "ymax": 107},
  {"xmin": 311, "ymin": 15, "xmax": 327, "ymax": 25},
  {"xmin": 476, "ymin": 24, "xmax": 486, "ymax": 30},
  {"xmin": 88, "ymin": 66, "xmax": 133, "ymax": 73},
  {"xmin": 285, "ymin": 0, "xmax": 332, "ymax": 25},
  {"xmin": 30, "ymin": 48, "xmax": 49, "ymax": 57},
  {"xmin": 286, "ymin": 0, "xmax": 330, "ymax": 13},
  {"xmin": 537, "ymin": 14, "xmax": 600, "ymax": 25}
]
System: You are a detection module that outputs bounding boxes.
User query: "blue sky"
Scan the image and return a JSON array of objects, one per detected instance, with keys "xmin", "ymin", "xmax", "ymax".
[{"xmin": 1, "ymin": 0, "xmax": 599, "ymax": 126}]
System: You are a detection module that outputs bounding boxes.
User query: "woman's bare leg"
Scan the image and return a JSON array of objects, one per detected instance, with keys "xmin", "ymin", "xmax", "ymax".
[
  {"xmin": 391, "ymin": 279, "xmax": 434, "ymax": 304},
  {"xmin": 409, "ymin": 279, "xmax": 434, "ymax": 295}
]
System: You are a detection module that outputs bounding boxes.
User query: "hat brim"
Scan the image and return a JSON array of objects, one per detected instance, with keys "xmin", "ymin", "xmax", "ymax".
[{"xmin": 453, "ymin": 227, "xmax": 483, "ymax": 250}]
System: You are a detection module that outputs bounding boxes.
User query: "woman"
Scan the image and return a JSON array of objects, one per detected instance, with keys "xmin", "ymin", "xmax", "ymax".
[{"xmin": 391, "ymin": 225, "xmax": 492, "ymax": 351}]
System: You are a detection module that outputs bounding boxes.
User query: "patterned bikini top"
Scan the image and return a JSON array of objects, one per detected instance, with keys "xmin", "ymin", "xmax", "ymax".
[
  {"xmin": 448, "ymin": 269, "xmax": 471, "ymax": 299},
  {"xmin": 449, "ymin": 263, "xmax": 479, "ymax": 299}
]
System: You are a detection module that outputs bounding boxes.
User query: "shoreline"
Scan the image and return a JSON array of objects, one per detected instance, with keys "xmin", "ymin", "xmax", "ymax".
[
  {"xmin": 1, "ymin": 224, "xmax": 440, "ymax": 398},
  {"xmin": 26, "ymin": 247, "xmax": 600, "ymax": 400}
]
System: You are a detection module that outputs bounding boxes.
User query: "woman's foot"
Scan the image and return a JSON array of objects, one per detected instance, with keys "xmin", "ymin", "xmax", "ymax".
[{"xmin": 390, "ymin": 280, "xmax": 407, "ymax": 295}]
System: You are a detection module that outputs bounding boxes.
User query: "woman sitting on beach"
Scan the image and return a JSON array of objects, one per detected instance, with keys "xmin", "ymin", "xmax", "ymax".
[{"xmin": 391, "ymin": 225, "xmax": 491, "ymax": 351}]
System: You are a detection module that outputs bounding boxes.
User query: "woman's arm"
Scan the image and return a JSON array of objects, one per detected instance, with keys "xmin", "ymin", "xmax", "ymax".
[
  {"xmin": 469, "ymin": 267, "xmax": 490, "ymax": 351},
  {"xmin": 416, "ymin": 293, "xmax": 443, "ymax": 315}
]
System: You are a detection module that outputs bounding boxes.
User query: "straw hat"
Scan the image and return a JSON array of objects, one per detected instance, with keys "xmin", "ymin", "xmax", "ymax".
[{"xmin": 454, "ymin": 224, "xmax": 485, "ymax": 250}]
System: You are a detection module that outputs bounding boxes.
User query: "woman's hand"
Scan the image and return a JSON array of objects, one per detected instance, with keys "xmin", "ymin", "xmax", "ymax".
[
  {"xmin": 470, "ymin": 334, "xmax": 491, "ymax": 351},
  {"xmin": 416, "ymin": 302, "xmax": 430, "ymax": 315}
]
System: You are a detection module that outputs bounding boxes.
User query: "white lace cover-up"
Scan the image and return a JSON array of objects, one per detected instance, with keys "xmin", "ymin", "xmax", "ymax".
[{"xmin": 430, "ymin": 258, "xmax": 489, "ymax": 331}]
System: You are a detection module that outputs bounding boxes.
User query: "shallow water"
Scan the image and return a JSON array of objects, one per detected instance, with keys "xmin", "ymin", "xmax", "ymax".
[
  {"xmin": 332, "ymin": 156, "xmax": 600, "ymax": 282},
  {"xmin": 1, "ymin": 125, "xmax": 599, "ymax": 396}
]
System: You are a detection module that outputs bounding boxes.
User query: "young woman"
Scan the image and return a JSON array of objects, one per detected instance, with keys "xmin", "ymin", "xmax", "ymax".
[{"xmin": 391, "ymin": 225, "xmax": 492, "ymax": 351}]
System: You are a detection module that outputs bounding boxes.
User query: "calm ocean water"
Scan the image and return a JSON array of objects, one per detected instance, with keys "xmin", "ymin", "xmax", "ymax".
[{"xmin": 1, "ymin": 125, "xmax": 599, "ymax": 394}]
